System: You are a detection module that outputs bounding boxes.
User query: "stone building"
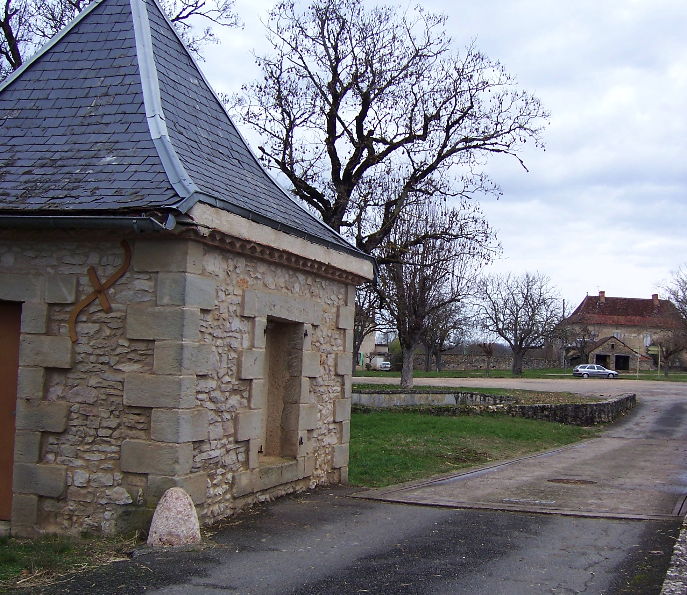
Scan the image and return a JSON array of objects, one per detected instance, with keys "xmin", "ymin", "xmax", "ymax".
[
  {"xmin": 0, "ymin": 0, "xmax": 374, "ymax": 536},
  {"xmin": 560, "ymin": 291, "xmax": 683, "ymax": 370},
  {"xmin": 587, "ymin": 336, "xmax": 652, "ymax": 372}
]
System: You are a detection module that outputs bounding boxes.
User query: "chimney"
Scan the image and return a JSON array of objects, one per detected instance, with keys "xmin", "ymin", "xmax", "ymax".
[
  {"xmin": 652, "ymin": 293, "xmax": 659, "ymax": 306},
  {"xmin": 599, "ymin": 291, "xmax": 605, "ymax": 304}
]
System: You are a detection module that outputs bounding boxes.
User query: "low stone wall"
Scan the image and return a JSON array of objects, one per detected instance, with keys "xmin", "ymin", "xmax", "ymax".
[
  {"xmin": 413, "ymin": 354, "xmax": 559, "ymax": 371},
  {"xmin": 352, "ymin": 391, "xmax": 512, "ymax": 408},
  {"xmin": 505, "ymin": 394, "xmax": 636, "ymax": 425},
  {"xmin": 351, "ymin": 391, "xmax": 637, "ymax": 426}
]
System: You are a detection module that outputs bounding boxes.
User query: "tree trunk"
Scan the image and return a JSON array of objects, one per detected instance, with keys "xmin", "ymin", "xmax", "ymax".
[
  {"xmin": 423, "ymin": 345, "xmax": 431, "ymax": 372},
  {"xmin": 400, "ymin": 346, "xmax": 416, "ymax": 388},
  {"xmin": 435, "ymin": 351, "xmax": 443, "ymax": 371},
  {"xmin": 511, "ymin": 349, "xmax": 524, "ymax": 376}
]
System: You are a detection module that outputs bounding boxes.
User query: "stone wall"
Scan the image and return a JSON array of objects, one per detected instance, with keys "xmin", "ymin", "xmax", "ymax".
[
  {"xmin": 413, "ymin": 353, "xmax": 558, "ymax": 371},
  {"xmin": 351, "ymin": 390, "xmax": 636, "ymax": 426},
  {"xmin": 0, "ymin": 229, "xmax": 355, "ymax": 535}
]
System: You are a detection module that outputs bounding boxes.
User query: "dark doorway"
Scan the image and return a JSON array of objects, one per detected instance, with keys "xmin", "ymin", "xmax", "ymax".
[
  {"xmin": 595, "ymin": 354, "xmax": 610, "ymax": 367},
  {"xmin": 0, "ymin": 301, "xmax": 22, "ymax": 520},
  {"xmin": 615, "ymin": 355, "xmax": 630, "ymax": 371}
]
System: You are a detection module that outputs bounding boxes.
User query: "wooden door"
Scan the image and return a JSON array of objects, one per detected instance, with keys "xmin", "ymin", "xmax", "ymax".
[{"xmin": 0, "ymin": 301, "xmax": 21, "ymax": 520}]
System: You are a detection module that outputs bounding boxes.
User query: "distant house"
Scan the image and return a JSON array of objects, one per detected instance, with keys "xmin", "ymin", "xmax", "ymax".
[
  {"xmin": 587, "ymin": 336, "xmax": 652, "ymax": 372},
  {"xmin": 0, "ymin": 0, "xmax": 374, "ymax": 536},
  {"xmin": 560, "ymin": 291, "xmax": 683, "ymax": 370}
]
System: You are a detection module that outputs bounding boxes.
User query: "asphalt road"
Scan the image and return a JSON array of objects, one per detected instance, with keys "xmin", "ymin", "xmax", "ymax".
[{"xmin": 29, "ymin": 379, "xmax": 687, "ymax": 595}]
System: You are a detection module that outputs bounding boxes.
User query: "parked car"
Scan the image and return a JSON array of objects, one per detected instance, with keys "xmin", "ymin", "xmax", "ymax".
[
  {"xmin": 378, "ymin": 361, "xmax": 391, "ymax": 371},
  {"xmin": 573, "ymin": 364, "xmax": 618, "ymax": 378}
]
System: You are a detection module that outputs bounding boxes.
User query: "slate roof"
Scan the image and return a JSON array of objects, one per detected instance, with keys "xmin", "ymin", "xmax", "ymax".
[
  {"xmin": 563, "ymin": 294, "xmax": 684, "ymax": 330},
  {"xmin": 0, "ymin": 0, "xmax": 367, "ymax": 259}
]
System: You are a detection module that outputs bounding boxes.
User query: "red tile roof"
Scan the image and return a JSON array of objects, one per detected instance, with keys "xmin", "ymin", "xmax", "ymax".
[{"xmin": 564, "ymin": 294, "xmax": 684, "ymax": 330}]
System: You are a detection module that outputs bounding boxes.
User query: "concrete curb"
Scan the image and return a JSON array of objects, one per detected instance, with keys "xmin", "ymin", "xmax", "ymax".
[{"xmin": 662, "ymin": 516, "xmax": 687, "ymax": 594}]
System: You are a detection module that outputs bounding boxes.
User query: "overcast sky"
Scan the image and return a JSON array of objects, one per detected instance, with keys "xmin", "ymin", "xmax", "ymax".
[{"xmin": 199, "ymin": 0, "xmax": 687, "ymax": 312}]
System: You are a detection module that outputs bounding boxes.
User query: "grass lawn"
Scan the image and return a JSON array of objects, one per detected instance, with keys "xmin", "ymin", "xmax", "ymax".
[
  {"xmin": 348, "ymin": 410, "xmax": 599, "ymax": 487},
  {"xmin": 0, "ymin": 533, "xmax": 135, "ymax": 591},
  {"xmin": 354, "ymin": 368, "xmax": 687, "ymax": 381}
]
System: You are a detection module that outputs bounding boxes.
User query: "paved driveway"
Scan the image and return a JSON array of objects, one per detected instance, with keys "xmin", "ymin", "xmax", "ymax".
[
  {"xmin": 355, "ymin": 377, "xmax": 687, "ymax": 520},
  {"xmin": 34, "ymin": 379, "xmax": 687, "ymax": 594}
]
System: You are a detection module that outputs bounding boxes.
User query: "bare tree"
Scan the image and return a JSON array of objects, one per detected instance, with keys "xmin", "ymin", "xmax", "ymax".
[
  {"xmin": 475, "ymin": 272, "xmax": 562, "ymax": 376},
  {"xmin": 1, "ymin": 0, "xmax": 238, "ymax": 79},
  {"xmin": 477, "ymin": 341, "xmax": 497, "ymax": 376},
  {"xmin": 650, "ymin": 331, "xmax": 687, "ymax": 376},
  {"xmin": 557, "ymin": 323, "xmax": 598, "ymax": 366},
  {"xmin": 664, "ymin": 266, "xmax": 687, "ymax": 321},
  {"xmin": 352, "ymin": 282, "xmax": 380, "ymax": 370},
  {"xmin": 378, "ymin": 202, "xmax": 495, "ymax": 388},
  {"xmin": 236, "ymin": 0, "xmax": 548, "ymax": 255},
  {"xmin": 421, "ymin": 302, "xmax": 467, "ymax": 372}
]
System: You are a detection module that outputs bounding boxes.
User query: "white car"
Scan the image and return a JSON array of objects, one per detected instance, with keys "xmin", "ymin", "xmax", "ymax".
[
  {"xmin": 378, "ymin": 361, "xmax": 391, "ymax": 371},
  {"xmin": 573, "ymin": 364, "xmax": 618, "ymax": 379}
]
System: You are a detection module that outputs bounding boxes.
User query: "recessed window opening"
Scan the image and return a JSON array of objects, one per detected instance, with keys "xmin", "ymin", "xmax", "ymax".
[{"xmin": 263, "ymin": 318, "xmax": 304, "ymax": 463}]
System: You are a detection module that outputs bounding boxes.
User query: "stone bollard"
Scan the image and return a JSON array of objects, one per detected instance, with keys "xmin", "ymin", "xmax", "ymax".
[{"xmin": 147, "ymin": 487, "xmax": 201, "ymax": 547}]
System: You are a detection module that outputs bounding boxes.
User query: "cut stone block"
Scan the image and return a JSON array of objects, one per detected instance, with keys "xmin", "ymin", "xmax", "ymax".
[
  {"xmin": 151, "ymin": 408, "xmax": 209, "ymax": 443},
  {"xmin": 45, "ymin": 275, "xmax": 77, "ymax": 303},
  {"xmin": 297, "ymin": 378, "xmax": 312, "ymax": 404},
  {"xmin": 147, "ymin": 487, "xmax": 201, "ymax": 547},
  {"xmin": 336, "ymin": 353, "xmax": 352, "ymax": 376},
  {"xmin": 16, "ymin": 367, "xmax": 45, "ymax": 401},
  {"xmin": 283, "ymin": 404, "xmax": 318, "ymax": 431},
  {"xmin": 13, "ymin": 463, "xmax": 67, "ymax": 497},
  {"xmin": 332, "ymin": 444, "xmax": 349, "ymax": 469},
  {"xmin": 299, "ymin": 455, "xmax": 315, "ymax": 479},
  {"xmin": 342, "ymin": 374, "xmax": 352, "ymax": 398},
  {"xmin": 16, "ymin": 401, "xmax": 69, "ymax": 433},
  {"xmin": 242, "ymin": 289, "xmax": 322, "ymax": 325},
  {"xmin": 302, "ymin": 324, "xmax": 312, "ymax": 350},
  {"xmin": 20, "ymin": 303, "xmax": 48, "ymax": 334},
  {"xmin": 232, "ymin": 471, "xmax": 254, "ymax": 497},
  {"xmin": 249, "ymin": 379, "xmax": 265, "ymax": 410},
  {"xmin": 302, "ymin": 351, "xmax": 320, "ymax": 378},
  {"xmin": 343, "ymin": 329, "xmax": 354, "ymax": 353},
  {"xmin": 345, "ymin": 284, "xmax": 356, "ymax": 307},
  {"xmin": 256, "ymin": 459, "xmax": 300, "ymax": 491},
  {"xmin": 252, "ymin": 317, "xmax": 267, "ymax": 349},
  {"xmin": 121, "ymin": 440, "xmax": 193, "ymax": 476},
  {"xmin": 126, "ymin": 306, "xmax": 200, "ymax": 341},
  {"xmin": 238, "ymin": 349, "xmax": 265, "ymax": 379},
  {"xmin": 133, "ymin": 240, "xmax": 203, "ymax": 273},
  {"xmin": 333, "ymin": 398, "xmax": 352, "ymax": 423},
  {"xmin": 157, "ymin": 273, "xmax": 216, "ymax": 310},
  {"xmin": 340, "ymin": 420, "xmax": 351, "ymax": 443},
  {"xmin": 148, "ymin": 473, "xmax": 208, "ymax": 505},
  {"xmin": 11, "ymin": 494, "xmax": 38, "ymax": 533},
  {"xmin": 124, "ymin": 373, "xmax": 197, "ymax": 409},
  {"xmin": 19, "ymin": 335, "xmax": 73, "ymax": 369},
  {"xmin": 154, "ymin": 342, "xmax": 214, "ymax": 375},
  {"xmin": 13, "ymin": 431, "xmax": 41, "ymax": 463},
  {"xmin": 337, "ymin": 305, "xmax": 355, "ymax": 329},
  {"xmin": 0, "ymin": 274, "xmax": 42, "ymax": 302},
  {"xmin": 235, "ymin": 409, "xmax": 264, "ymax": 442}
]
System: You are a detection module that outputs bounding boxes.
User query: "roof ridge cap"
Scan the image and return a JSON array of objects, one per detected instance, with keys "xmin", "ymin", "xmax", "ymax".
[
  {"xmin": 132, "ymin": 0, "xmax": 364, "ymax": 252},
  {"xmin": 130, "ymin": 0, "xmax": 200, "ymax": 210}
]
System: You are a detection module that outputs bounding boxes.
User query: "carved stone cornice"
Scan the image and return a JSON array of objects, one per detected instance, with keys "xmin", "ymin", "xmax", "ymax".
[{"xmin": 177, "ymin": 226, "xmax": 369, "ymax": 286}]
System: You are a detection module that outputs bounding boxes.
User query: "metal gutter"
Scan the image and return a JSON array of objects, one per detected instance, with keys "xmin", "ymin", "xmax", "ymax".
[{"xmin": 0, "ymin": 213, "xmax": 176, "ymax": 232}]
